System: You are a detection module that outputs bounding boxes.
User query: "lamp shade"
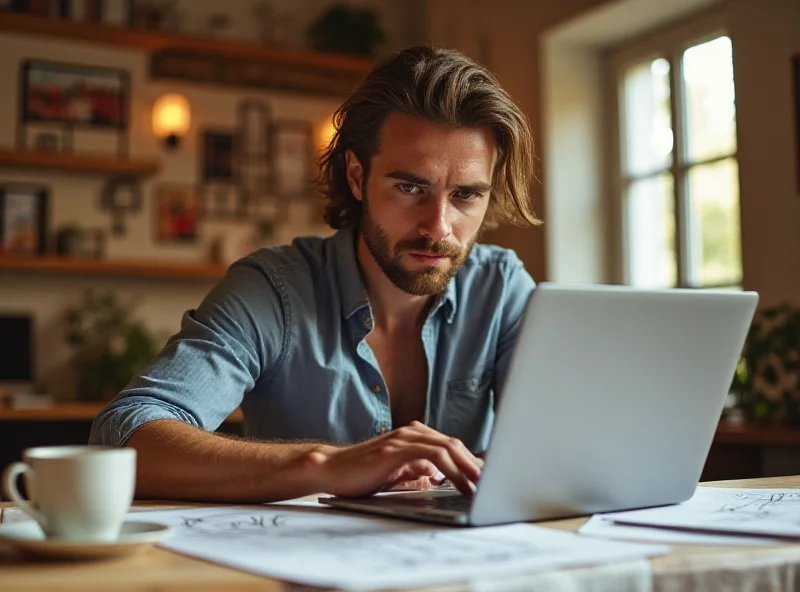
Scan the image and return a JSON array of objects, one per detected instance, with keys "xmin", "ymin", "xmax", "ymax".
[{"xmin": 152, "ymin": 93, "xmax": 191, "ymax": 140}]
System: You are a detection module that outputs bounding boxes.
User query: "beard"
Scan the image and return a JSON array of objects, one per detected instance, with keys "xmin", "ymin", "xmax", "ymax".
[{"xmin": 360, "ymin": 193, "xmax": 476, "ymax": 296}]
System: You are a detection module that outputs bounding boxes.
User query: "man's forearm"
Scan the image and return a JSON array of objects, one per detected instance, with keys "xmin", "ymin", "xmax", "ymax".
[{"xmin": 126, "ymin": 420, "xmax": 334, "ymax": 503}]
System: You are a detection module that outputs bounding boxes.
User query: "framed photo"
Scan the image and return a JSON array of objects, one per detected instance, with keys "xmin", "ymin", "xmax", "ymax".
[
  {"xmin": 66, "ymin": 0, "xmax": 102, "ymax": 20},
  {"xmin": 270, "ymin": 119, "xmax": 314, "ymax": 198},
  {"xmin": 199, "ymin": 183, "xmax": 245, "ymax": 220},
  {"xmin": 14, "ymin": 0, "xmax": 51, "ymax": 15},
  {"xmin": 0, "ymin": 184, "xmax": 48, "ymax": 256},
  {"xmin": 20, "ymin": 60, "xmax": 129, "ymax": 129},
  {"xmin": 794, "ymin": 55, "xmax": 800, "ymax": 193},
  {"xmin": 201, "ymin": 129, "xmax": 237, "ymax": 183},
  {"xmin": 154, "ymin": 184, "xmax": 198, "ymax": 244},
  {"xmin": 100, "ymin": 0, "xmax": 133, "ymax": 25}
]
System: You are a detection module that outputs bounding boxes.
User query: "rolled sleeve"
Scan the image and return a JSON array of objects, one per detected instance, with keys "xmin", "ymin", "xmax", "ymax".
[{"xmin": 89, "ymin": 262, "xmax": 286, "ymax": 447}]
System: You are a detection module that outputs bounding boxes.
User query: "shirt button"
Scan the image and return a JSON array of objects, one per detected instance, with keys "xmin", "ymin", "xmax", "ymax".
[
  {"xmin": 363, "ymin": 314, "xmax": 372, "ymax": 328},
  {"xmin": 379, "ymin": 427, "xmax": 387, "ymax": 434},
  {"xmin": 372, "ymin": 384, "xmax": 382, "ymax": 393}
]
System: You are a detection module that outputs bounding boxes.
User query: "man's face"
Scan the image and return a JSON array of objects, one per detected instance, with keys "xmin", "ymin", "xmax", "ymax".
[{"xmin": 347, "ymin": 112, "xmax": 495, "ymax": 296}]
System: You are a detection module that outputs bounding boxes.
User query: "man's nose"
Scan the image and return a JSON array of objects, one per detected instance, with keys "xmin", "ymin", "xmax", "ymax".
[{"xmin": 418, "ymin": 196, "xmax": 453, "ymax": 243}]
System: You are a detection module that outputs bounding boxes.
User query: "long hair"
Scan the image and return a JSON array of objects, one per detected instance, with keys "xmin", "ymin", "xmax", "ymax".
[{"xmin": 317, "ymin": 45, "xmax": 540, "ymax": 231}]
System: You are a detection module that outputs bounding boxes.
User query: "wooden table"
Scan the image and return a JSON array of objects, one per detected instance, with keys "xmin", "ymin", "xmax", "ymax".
[{"xmin": 2, "ymin": 476, "xmax": 800, "ymax": 591}]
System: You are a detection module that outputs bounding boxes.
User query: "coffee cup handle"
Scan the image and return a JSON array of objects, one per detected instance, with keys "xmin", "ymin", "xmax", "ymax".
[{"xmin": 2, "ymin": 462, "xmax": 48, "ymax": 530}]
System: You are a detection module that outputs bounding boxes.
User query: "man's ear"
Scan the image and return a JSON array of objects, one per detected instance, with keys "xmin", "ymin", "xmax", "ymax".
[{"xmin": 345, "ymin": 149, "xmax": 364, "ymax": 202}]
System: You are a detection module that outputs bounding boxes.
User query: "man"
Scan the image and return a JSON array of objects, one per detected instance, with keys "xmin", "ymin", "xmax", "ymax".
[{"xmin": 90, "ymin": 46, "xmax": 539, "ymax": 503}]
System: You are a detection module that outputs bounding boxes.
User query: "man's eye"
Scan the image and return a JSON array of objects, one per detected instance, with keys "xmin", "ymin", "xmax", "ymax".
[
  {"xmin": 397, "ymin": 183, "xmax": 419, "ymax": 194},
  {"xmin": 455, "ymin": 191, "xmax": 479, "ymax": 201}
]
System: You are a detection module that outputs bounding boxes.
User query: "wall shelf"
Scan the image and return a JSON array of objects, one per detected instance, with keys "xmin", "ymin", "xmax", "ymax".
[
  {"xmin": 0, "ymin": 149, "xmax": 160, "ymax": 177},
  {"xmin": 0, "ymin": 12, "xmax": 374, "ymax": 95},
  {"xmin": 0, "ymin": 256, "xmax": 227, "ymax": 281}
]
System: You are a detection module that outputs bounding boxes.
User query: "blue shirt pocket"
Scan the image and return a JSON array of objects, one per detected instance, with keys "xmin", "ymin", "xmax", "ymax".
[{"xmin": 442, "ymin": 369, "xmax": 494, "ymax": 447}]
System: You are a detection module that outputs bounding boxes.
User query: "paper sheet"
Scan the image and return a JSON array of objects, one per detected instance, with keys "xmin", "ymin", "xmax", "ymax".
[
  {"xmin": 129, "ymin": 505, "xmax": 667, "ymax": 591},
  {"xmin": 580, "ymin": 514, "xmax": 781, "ymax": 546},
  {"xmin": 594, "ymin": 487, "xmax": 800, "ymax": 540},
  {"xmin": 469, "ymin": 559, "xmax": 653, "ymax": 592}
]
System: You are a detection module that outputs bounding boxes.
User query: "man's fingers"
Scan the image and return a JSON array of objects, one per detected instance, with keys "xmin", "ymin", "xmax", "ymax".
[
  {"xmin": 387, "ymin": 443, "xmax": 477, "ymax": 496},
  {"xmin": 388, "ymin": 427, "xmax": 482, "ymax": 483},
  {"xmin": 387, "ymin": 478, "xmax": 434, "ymax": 492}
]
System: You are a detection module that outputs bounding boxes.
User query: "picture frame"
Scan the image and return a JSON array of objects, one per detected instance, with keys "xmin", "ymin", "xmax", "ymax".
[
  {"xmin": 66, "ymin": 0, "xmax": 103, "ymax": 21},
  {"xmin": 270, "ymin": 119, "xmax": 314, "ymax": 198},
  {"xmin": 20, "ymin": 60, "xmax": 129, "ymax": 129},
  {"xmin": 100, "ymin": 0, "xmax": 132, "ymax": 25},
  {"xmin": 201, "ymin": 129, "xmax": 237, "ymax": 183},
  {"xmin": 237, "ymin": 100, "xmax": 271, "ymax": 197},
  {"xmin": 199, "ymin": 183, "xmax": 246, "ymax": 221},
  {"xmin": 0, "ymin": 184, "xmax": 49, "ymax": 256},
  {"xmin": 794, "ymin": 55, "xmax": 800, "ymax": 193},
  {"xmin": 13, "ymin": 0, "xmax": 51, "ymax": 15},
  {"xmin": 18, "ymin": 59, "xmax": 130, "ymax": 156},
  {"xmin": 154, "ymin": 184, "xmax": 198, "ymax": 244}
]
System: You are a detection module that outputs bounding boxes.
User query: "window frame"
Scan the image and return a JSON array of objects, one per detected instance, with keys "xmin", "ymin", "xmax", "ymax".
[{"xmin": 606, "ymin": 11, "xmax": 741, "ymax": 289}]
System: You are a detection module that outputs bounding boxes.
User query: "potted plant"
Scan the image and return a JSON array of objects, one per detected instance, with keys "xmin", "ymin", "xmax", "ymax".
[
  {"xmin": 64, "ymin": 291, "xmax": 161, "ymax": 401},
  {"xmin": 732, "ymin": 303, "xmax": 800, "ymax": 426},
  {"xmin": 307, "ymin": 4, "xmax": 385, "ymax": 58}
]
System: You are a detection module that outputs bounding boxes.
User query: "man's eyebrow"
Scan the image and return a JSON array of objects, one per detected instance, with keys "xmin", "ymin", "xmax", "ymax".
[
  {"xmin": 385, "ymin": 171, "xmax": 432, "ymax": 186},
  {"xmin": 386, "ymin": 171, "xmax": 493, "ymax": 193}
]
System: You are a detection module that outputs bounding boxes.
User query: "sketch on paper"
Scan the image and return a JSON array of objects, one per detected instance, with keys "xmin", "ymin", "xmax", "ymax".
[
  {"xmin": 604, "ymin": 487, "xmax": 800, "ymax": 539},
  {"xmin": 173, "ymin": 510, "xmax": 550, "ymax": 571},
  {"xmin": 126, "ymin": 505, "xmax": 666, "ymax": 590}
]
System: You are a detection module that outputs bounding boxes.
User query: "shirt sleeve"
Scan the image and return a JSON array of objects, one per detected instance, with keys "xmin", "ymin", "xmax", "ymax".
[
  {"xmin": 89, "ymin": 261, "xmax": 286, "ymax": 447},
  {"xmin": 493, "ymin": 254, "xmax": 535, "ymax": 404}
]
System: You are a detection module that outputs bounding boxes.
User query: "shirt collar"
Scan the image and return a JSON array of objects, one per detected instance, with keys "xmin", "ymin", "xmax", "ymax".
[{"xmin": 333, "ymin": 225, "xmax": 458, "ymax": 324}]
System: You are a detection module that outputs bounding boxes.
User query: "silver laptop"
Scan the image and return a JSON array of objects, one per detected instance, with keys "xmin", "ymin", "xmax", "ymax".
[{"xmin": 319, "ymin": 283, "xmax": 758, "ymax": 526}]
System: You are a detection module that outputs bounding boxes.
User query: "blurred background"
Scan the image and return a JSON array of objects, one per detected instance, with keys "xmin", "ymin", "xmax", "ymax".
[{"xmin": 0, "ymin": 0, "xmax": 799, "ymax": 483}]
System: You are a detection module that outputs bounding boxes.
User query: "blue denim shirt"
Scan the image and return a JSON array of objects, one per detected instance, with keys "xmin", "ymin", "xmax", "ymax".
[{"xmin": 89, "ymin": 226, "xmax": 535, "ymax": 453}]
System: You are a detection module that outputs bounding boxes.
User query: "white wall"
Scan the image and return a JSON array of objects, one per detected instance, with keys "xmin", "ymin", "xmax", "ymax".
[
  {"xmin": 542, "ymin": 43, "xmax": 609, "ymax": 283},
  {"xmin": 0, "ymin": 0, "xmax": 414, "ymax": 400},
  {"xmin": 728, "ymin": 0, "xmax": 800, "ymax": 307}
]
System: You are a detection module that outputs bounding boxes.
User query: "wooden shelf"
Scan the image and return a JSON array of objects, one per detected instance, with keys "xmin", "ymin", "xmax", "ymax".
[
  {"xmin": 0, "ymin": 149, "xmax": 160, "ymax": 177},
  {"xmin": 0, "ymin": 256, "xmax": 227, "ymax": 281},
  {"xmin": 714, "ymin": 420, "xmax": 800, "ymax": 447},
  {"xmin": 0, "ymin": 402, "xmax": 243, "ymax": 422},
  {"xmin": 0, "ymin": 12, "xmax": 374, "ymax": 95}
]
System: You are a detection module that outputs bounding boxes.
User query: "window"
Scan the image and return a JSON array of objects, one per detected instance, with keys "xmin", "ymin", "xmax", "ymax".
[{"xmin": 612, "ymin": 31, "xmax": 741, "ymax": 289}]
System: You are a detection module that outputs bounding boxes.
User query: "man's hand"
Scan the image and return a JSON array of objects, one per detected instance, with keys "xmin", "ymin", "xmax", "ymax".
[{"xmin": 307, "ymin": 422, "xmax": 482, "ymax": 497}]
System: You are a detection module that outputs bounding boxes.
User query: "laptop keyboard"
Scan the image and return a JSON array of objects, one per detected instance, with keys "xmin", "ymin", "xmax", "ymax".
[{"xmin": 425, "ymin": 495, "xmax": 473, "ymax": 512}]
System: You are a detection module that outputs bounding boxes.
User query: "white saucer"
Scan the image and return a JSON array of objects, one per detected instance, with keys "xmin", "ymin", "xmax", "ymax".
[{"xmin": 0, "ymin": 520, "xmax": 172, "ymax": 560}]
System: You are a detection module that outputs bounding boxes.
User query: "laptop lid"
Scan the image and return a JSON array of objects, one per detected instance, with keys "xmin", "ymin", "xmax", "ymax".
[{"xmin": 467, "ymin": 283, "xmax": 758, "ymax": 525}]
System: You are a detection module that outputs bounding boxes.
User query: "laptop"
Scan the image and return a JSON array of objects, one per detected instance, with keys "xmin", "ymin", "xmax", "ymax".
[{"xmin": 319, "ymin": 282, "xmax": 759, "ymax": 526}]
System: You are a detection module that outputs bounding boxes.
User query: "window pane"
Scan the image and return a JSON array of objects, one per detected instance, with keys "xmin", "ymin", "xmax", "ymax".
[
  {"xmin": 626, "ymin": 175, "xmax": 676, "ymax": 288},
  {"xmin": 621, "ymin": 58, "xmax": 673, "ymax": 176},
  {"xmin": 687, "ymin": 158, "xmax": 742, "ymax": 286},
  {"xmin": 682, "ymin": 36, "xmax": 737, "ymax": 162}
]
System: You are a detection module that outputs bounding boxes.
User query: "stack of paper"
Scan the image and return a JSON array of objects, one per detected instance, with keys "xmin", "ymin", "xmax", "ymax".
[
  {"xmin": 579, "ymin": 487, "xmax": 797, "ymax": 545},
  {"xmin": 129, "ymin": 504, "xmax": 668, "ymax": 590}
]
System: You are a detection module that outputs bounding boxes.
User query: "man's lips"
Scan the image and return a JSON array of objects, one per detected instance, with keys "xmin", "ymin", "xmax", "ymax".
[{"xmin": 407, "ymin": 252, "xmax": 450, "ymax": 264}]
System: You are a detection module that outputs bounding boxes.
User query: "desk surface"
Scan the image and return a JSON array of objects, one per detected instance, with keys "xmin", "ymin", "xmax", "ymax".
[{"xmin": 2, "ymin": 476, "xmax": 800, "ymax": 591}]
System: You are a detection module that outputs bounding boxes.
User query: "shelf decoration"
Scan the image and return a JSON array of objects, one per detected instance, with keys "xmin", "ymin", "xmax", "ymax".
[
  {"xmin": 99, "ymin": 176, "xmax": 142, "ymax": 236},
  {"xmin": 271, "ymin": 119, "xmax": 314, "ymax": 199},
  {"xmin": 17, "ymin": 59, "xmax": 131, "ymax": 157},
  {"xmin": 0, "ymin": 183, "xmax": 49, "ymax": 256},
  {"xmin": 154, "ymin": 183, "xmax": 198, "ymax": 243}
]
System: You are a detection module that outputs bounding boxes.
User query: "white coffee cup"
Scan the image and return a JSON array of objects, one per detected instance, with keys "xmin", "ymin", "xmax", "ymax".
[{"xmin": 2, "ymin": 445, "xmax": 137, "ymax": 542}]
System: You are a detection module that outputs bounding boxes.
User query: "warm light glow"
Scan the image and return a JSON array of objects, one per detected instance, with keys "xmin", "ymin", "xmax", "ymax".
[
  {"xmin": 152, "ymin": 93, "xmax": 191, "ymax": 140},
  {"xmin": 315, "ymin": 116, "xmax": 337, "ymax": 151}
]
